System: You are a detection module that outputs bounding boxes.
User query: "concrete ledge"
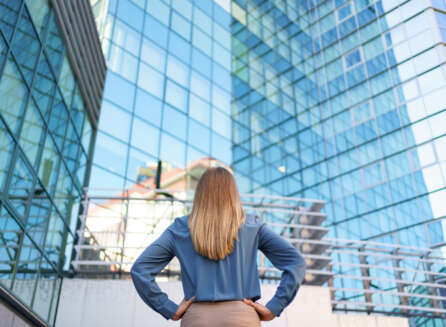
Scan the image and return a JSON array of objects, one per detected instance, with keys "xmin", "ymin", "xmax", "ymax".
[{"xmin": 56, "ymin": 279, "xmax": 409, "ymax": 327}]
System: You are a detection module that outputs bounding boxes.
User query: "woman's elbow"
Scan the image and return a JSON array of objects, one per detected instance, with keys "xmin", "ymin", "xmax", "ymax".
[
  {"xmin": 130, "ymin": 261, "xmax": 142, "ymax": 280},
  {"xmin": 293, "ymin": 250, "xmax": 307, "ymax": 278}
]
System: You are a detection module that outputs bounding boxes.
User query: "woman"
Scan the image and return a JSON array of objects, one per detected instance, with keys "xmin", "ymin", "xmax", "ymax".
[{"xmin": 130, "ymin": 166, "xmax": 306, "ymax": 326}]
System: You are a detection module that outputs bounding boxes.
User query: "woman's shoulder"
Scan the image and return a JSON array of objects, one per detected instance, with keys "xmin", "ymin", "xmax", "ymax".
[
  {"xmin": 243, "ymin": 213, "xmax": 266, "ymax": 228},
  {"xmin": 166, "ymin": 214, "xmax": 190, "ymax": 237},
  {"xmin": 168, "ymin": 213, "xmax": 264, "ymax": 233}
]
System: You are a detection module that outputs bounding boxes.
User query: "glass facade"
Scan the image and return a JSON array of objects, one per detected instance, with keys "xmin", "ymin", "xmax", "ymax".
[
  {"xmin": 231, "ymin": 0, "xmax": 446, "ymax": 247},
  {"xmin": 90, "ymin": 0, "xmax": 446, "ymax": 324},
  {"xmin": 90, "ymin": 0, "xmax": 233, "ymax": 191},
  {"xmin": 229, "ymin": 0, "xmax": 446, "ymax": 325},
  {"xmin": 0, "ymin": 0, "xmax": 98, "ymax": 325}
]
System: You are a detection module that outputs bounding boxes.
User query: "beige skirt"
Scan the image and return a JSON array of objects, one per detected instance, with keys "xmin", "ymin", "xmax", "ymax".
[{"xmin": 180, "ymin": 300, "xmax": 261, "ymax": 327}]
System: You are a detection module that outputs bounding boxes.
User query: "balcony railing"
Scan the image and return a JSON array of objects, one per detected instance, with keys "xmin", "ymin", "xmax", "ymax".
[{"xmin": 72, "ymin": 187, "xmax": 446, "ymax": 319}]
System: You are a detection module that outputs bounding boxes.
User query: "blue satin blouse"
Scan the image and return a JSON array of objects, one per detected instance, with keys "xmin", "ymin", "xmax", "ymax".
[{"xmin": 130, "ymin": 213, "xmax": 306, "ymax": 320}]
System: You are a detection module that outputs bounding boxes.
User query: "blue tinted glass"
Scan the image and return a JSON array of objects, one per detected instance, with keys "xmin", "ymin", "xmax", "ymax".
[
  {"xmin": 146, "ymin": 0, "xmax": 170, "ymax": 25},
  {"xmin": 169, "ymin": 32, "xmax": 191, "ymax": 64},
  {"xmin": 212, "ymin": 109, "xmax": 230, "ymax": 138},
  {"xmin": 113, "ymin": 19, "xmax": 141, "ymax": 55},
  {"xmin": 0, "ymin": 0, "xmax": 21, "ymax": 40},
  {"xmin": 0, "ymin": 119, "xmax": 14, "ymax": 189},
  {"xmin": 193, "ymin": 6, "xmax": 212, "ymax": 33},
  {"xmin": 195, "ymin": 0, "xmax": 212, "ymax": 16},
  {"xmin": 131, "ymin": 117, "xmax": 160, "ymax": 155},
  {"xmin": 189, "ymin": 93, "xmax": 210, "ymax": 126},
  {"xmin": 190, "ymin": 71, "xmax": 210, "ymax": 101},
  {"xmin": 357, "ymin": 5, "xmax": 376, "ymax": 27},
  {"xmin": 167, "ymin": 55, "xmax": 189, "ymax": 87},
  {"xmin": 92, "ymin": 132, "xmax": 128, "ymax": 176},
  {"xmin": 108, "ymin": 0, "xmax": 117, "ymax": 13},
  {"xmin": 213, "ymin": 3, "xmax": 231, "ymax": 28},
  {"xmin": 345, "ymin": 49, "xmax": 361, "ymax": 67},
  {"xmin": 0, "ymin": 56, "xmax": 29, "ymax": 135},
  {"xmin": 366, "ymin": 53, "xmax": 387, "ymax": 76},
  {"xmin": 188, "ymin": 119, "xmax": 210, "ymax": 152},
  {"xmin": 212, "ymin": 85, "xmax": 230, "ymax": 114},
  {"xmin": 339, "ymin": 16, "xmax": 357, "ymax": 38},
  {"xmin": 165, "ymin": 80, "xmax": 188, "ymax": 112},
  {"xmin": 11, "ymin": 6, "xmax": 40, "ymax": 84},
  {"xmin": 346, "ymin": 64, "xmax": 366, "ymax": 87},
  {"xmin": 338, "ymin": 4, "xmax": 351, "ymax": 20},
  {"xmin": 108, "ymin": 45, "xmax": 138, "ymax": 82},
  {"xmin": 117, "ymin": 0, "xmax": 144, "ymax": 31},
  {"xmin": 162, "ymin": 104, "xmax": 187, "ymax": 140},
  {"xmin": 187, "ymin": 146, "xmax": 207, "ymax": 163},
  {"xmin": 127, "ymin": 147, "xmax": 157, "ymax": 182},
  {"xmin": 98, "ymin": 100, "xmax": 131, "ymax": 142},
  {"xmin": 192, "ymin": 27, "xmax": 212, "ymax": 56},
  {"xmin": 192, "ymin": 48, "xmax": 211, "ymax": 78},
  {"xmin": 211, "ymin": 132, "xmax": 231, "ymax": 164},
  {"xmin": 212, "ymin": 62, "xmax": 231, "ymax": 91},
  {"xmin": 137, "ymin": 62, "xmax": 164, "ymax": 98},
  {"xmin": 89, "ymin": 165, "xmax": 125, "ymax": 191},
  {"xmin": 45, "ymin": 11, "xmax": 65, "ymax": 76},
  {"xmin": 134, "ymin": 88, "xmax": 162, "ymax": 126},
  {"xmin": 141, "ymin": 38, "xmax": 166, "ymax": 72},
  {"xmin": 160, "ymin": 133, "xmax": 185, "ymax": 167},
  {"xmin": 172, "ymin": 0, "xmax": 192, "ymax": 20},
  {"xmin": 213, "ymin": 42, "xmax": 230, "ymax": 70},
  {"xmin": 171, "ymin": 11, "xmax": 191, "ymax": 41},
  {"xmin": 143, "ymin": 14, "xmax": 168, "ymax": 47},
  {"xmin": 0, "ymin": 34, "xmax": 5, "ymax": 66},
  {"xmin": 103, "ymin": 71, "xmax": 135, "ymax": 109},
  {"xmin": 33, "ymin": 52, "xmax": 56, "ymax": 120}
]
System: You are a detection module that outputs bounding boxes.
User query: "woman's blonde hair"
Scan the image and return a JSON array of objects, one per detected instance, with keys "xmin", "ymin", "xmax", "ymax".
[{"xmin": 188, "ymin": 166, "xmax": 246, "ymax": 261}]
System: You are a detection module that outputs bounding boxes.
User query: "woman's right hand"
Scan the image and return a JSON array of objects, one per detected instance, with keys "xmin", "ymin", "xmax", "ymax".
[
  {"xmin": 172, "ymin": 296, "xmax": 195, "ymax": 320},
  {"xmin": 243, "ymin": 299, "xmax": 276, "ymax": 321}
]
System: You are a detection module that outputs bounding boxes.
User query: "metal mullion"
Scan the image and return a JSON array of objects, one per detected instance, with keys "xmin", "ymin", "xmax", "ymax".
[
  {"xmin": 331, "ymin": 300, "xmax": 446, "ymax": 314},
  {"xmin": 29, "ymin": 239, "xmax": 46, "ymax": 315},
  {"xmin": 2, "ymin": 198, "xmax": 67, "ymax": 280},
  {"xmin": 0, "ymin": 28, "xmax": 12, "ymax": 77},
  {"xmin": 3, "ymin": 0, "xmax": 26, "ymax": 47},
  {"xmin": 47, "ymin": 271, "xmax": 61, "ymax": 326},
  {"xmin": 331, "ymin": 273, "xmax": 446, "ymax": 290},
  {"xmin": 329, "ymin": 286, "xmax": 446, "ymax": 302},
  {"xmin": 328, "ymin": 248, "xmax": 444, "ymax": 264},
  {"xmin": 72, "ymin": 190, "xmax": 89, "ymax": 268},
  {"xmin": 330, "ymin": 261, "xmax": 446, "ymax": 278}
]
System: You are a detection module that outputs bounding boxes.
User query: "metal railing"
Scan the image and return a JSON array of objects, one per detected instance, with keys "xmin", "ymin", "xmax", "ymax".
[{"xmin": 72, "ymin": 188, "xmax": 446, "ymax": 319}]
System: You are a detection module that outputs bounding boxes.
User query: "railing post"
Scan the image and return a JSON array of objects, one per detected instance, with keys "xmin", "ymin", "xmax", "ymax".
[
  {"xmin": 73, "ymin": 187, "xmax": 90, "ymax": 272},
  {"xmin": 423, "ymin": 253, "xmax": 440, "ymax": 310},
  {"xmin": 391, "ymin": 248, "xmax": 409, "ymax": 314},
  {"xmin": 358, "ymin": 246, "xmax": 374, "ymax": 314}
]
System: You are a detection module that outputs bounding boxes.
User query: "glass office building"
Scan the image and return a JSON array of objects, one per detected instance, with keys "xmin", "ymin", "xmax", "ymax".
[
  {"xmin": 91, "ymin": 0, "xmax": 446, "ymax": 243},
  {"xmin": 90, "ymin": 0, "xmax": 234, "ymax": 191},
  {"xmin": 90, "ymin": 0, "xmax": 446, "ymax": 324},
  {"xmin": 230, "ymin": 0, "xmax": 446, "ymax": 246},
  {"xmin": 0, "ymin": 0, "xmax": 105, "ymax": 326}
]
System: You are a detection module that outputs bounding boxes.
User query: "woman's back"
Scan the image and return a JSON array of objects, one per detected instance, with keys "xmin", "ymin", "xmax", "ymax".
[
  {"xmin": 130, "ymin": 166, "xmax": 306, "ymax": 324},
  {"xmin": 171, "ymin": 213, "xmax": 265, "ymax": 303},
  {"xmin": 130, "ymin": 212, "xmax": 306, "ymax": 320}
]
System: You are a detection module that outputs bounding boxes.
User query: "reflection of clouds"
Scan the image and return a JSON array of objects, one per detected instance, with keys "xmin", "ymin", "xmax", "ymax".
[
  {"xmin": 83, "ymin": 190, "xmax": 189, "ymax": 271},
  {"xmin": 384, "ymin": 0, "xmax": 446, "ymax": 241},
  {"xmin": 428, "ymin": 189, "xmax": 446, "ymax": 218}
]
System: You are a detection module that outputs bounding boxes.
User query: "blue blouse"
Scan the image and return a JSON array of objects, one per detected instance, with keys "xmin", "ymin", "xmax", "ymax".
[{"xmin": 130, "ymin": 213, "xmax": 306, "ymax": 320}]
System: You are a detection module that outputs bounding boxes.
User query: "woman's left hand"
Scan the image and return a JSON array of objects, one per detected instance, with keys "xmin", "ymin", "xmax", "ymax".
[
  {"xmin": 243, "ymin": 298, "xmax": 276, "ymax": 321},
  {"xmin": 172, "ymin": 296, "xmax": 196, "ymax": 320}
]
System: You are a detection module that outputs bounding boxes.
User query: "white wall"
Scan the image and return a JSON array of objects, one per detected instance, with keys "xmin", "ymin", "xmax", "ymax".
[{"xmin": 55, "ymin": 279, "xmax": 408, "ymax": 327}]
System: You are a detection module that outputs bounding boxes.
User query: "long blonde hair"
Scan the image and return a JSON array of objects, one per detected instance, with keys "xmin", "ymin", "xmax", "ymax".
[{"xmin": 188, "ymin": 166, "xmax": 246, "ymax": 261}]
